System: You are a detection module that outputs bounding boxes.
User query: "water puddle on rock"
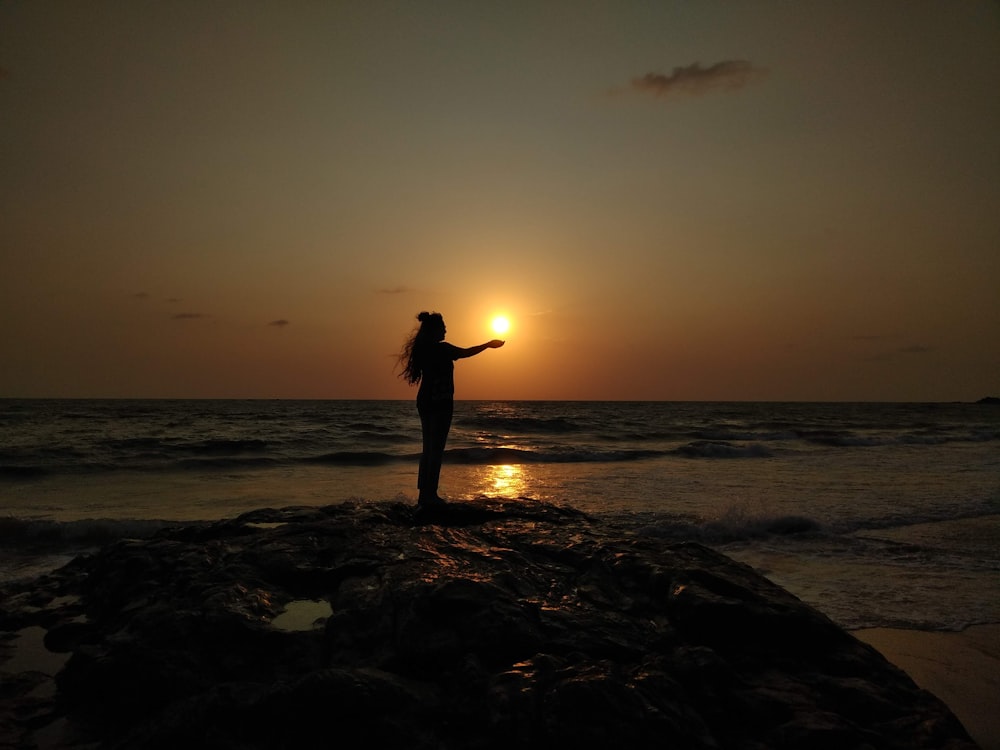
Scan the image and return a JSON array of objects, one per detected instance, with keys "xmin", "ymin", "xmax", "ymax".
[
  {"xmin": 2, "ymin": 626, "xmax": 71, "ymax": 675},
  {"xmin": 271, "ymin": 599, "xmax": 332, "ymax": 631}
]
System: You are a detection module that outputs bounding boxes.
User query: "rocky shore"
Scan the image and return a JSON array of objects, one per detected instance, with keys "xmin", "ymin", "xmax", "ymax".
[{"xmin": 0, "ymin": 498, "xmax": 977, "ymax": 749}]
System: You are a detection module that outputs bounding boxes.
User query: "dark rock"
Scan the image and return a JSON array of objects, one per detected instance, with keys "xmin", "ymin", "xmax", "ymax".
[{"xmin": 0, "ymin": 498, "xmax": 977, "ymax": 749}]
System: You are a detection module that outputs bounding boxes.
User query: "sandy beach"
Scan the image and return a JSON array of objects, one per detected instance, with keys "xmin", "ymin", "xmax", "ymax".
[{"xmin": 854, "ymin": 624, "xmax": 1000, "ymax": 750}]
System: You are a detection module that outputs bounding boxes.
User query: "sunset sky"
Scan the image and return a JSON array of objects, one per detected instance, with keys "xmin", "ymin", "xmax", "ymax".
[{"xmin": 2, "ymin": 2, "xmax": 998, "ymax": 401}]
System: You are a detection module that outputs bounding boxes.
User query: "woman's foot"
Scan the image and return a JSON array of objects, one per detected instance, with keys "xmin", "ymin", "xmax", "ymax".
[{"xmin": 418, "ymin": 494, "xmax": 447, "ymax": 508}]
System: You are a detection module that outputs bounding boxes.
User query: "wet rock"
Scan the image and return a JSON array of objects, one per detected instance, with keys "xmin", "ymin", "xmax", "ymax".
[{"xmin": 0, "ymin": 498, "xmax": 977, "ymax": 749}]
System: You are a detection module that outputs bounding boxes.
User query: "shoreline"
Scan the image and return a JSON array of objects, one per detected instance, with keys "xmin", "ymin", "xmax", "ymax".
[{"xmin": 854, "ymin": 624, "xmax": 1000, "ymax": 750}]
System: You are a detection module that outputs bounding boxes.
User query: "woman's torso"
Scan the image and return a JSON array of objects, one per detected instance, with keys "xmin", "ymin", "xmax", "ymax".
[{"xmin": 417, "ymin": 342, "xmax": 458, "ymax": 405}]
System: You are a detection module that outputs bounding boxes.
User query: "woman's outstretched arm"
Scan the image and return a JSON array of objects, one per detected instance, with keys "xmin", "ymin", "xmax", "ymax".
[{"xmin": 454, "ymin": 340, "xmax": 505, "ymax": 359}]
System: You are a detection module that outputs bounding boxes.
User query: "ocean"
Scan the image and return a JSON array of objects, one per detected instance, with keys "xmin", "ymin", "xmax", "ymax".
[{"xmin": 2, "ymin": 399, "xmax": 998, "ymax": 634}]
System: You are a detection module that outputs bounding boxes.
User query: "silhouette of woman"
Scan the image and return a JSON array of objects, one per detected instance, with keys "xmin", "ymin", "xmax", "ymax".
[{"xmin": 399, "ymin": 311, "xmax": 505, "ymax": 507}]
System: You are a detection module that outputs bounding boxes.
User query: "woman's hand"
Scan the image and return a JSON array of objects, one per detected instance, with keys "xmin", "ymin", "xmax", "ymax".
[{"xmin": 488, "ymin": 339, "xmax": 505, "ymax": 348}]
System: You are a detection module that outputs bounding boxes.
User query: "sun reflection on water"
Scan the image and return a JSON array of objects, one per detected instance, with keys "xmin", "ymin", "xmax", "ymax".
[{"xmin": 478, "ymin": 464, "xmax": 529, "ymax": 498}]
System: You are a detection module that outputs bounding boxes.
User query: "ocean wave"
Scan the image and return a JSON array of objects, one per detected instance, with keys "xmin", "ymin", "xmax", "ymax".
[
  {"xmin": 0, "ymin": 460, "xmax": 123, "ymax": 479},
  {"xmin": 458, "ymin": 415, "xmax": 582, "ymax": 434},
  {"xmin": 629, "ymin": 512, "xmax": 824, "ymax": 544},
  {"xmin": 0, "ymin": 442, "xmax": 780, "ymax": 478},
  {"xmin": 104, "ymin": 437, "xmax": 271, "ymax": 454},
  {"xmin": 965, "ymin": 428, "xmax": 1000, "ymax": 443},
  {"xmin": 445, "ymin": 446, "xmax": 669, "ymax": 464},
  {"xmin": 794, "ymin": 429, "xmax": 1000, "ymax": 448},
  {"xmin": 447, "ymin": 444, "xmax": 778, "ymax": 463},
  {"xmin": 0, "ymin": 516, "xmax": 183, "ymax": 551},
  {"xmin": 300, "ymin": 446, "xmax": 769, "ymax": 466},
  {"xmin": 691, "ymin": 429, "xmax": 797, "ymax": 442},
  {"xmin": 351, "ymin": 431, "xmax": 413, "ymax": 445},
  {"xmin": 794, "ymin": 431, "xmax": 885, "ymax": 447},
  {"xmin": 346, "ymin": 421, "xmax": 397, "ymax": 432},
  {"xmin": 176, "ymin": 456, "xmax": 281, "ymax": 470},
  {"xmin": 303, "ymin": 451, "xmax": 412, "ymax": 466},
  {"xmin": 671, "ymin": 441, "xmax": 773, "ymax": 459},
  {"xmin": 182, "ymin": 438, "xmax": 271, "ymax": 454},
  {"xmin": 2, "ymin": 402, "xmax": 995, "ymax": 481},
  {"xmin": 0, "ymin": 464, "xmax": 51, "ymax": 479}
]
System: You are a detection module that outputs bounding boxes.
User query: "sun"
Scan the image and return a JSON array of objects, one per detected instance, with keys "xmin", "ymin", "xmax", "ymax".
[{"xmin": 490, "ymin": 315, "xmax": 511, "ymax": 335}]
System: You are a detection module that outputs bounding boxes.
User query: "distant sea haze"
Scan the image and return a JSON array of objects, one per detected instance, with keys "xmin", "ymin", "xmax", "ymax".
[{"xmin": 1, "ymin": 399, "xmax": 999, "ymax": 632}]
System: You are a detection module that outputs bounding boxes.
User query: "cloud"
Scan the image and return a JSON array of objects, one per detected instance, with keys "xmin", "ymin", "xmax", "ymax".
[
  {"xmin": 856, "ymin": 337, "xmax": 934, "ymax": 362},
  {"xmin": 268, "ymin": 319, "xmax": 290, "ymax": 327},
  {"xmin": 377, "ymin": 285, "xmax": 414, "ymax": 295},
  {"xmin": 624, "ymin": 60, "xmax": 766, "ymax": 99},
  {"xmin": 171, "ymin": 312, "xmax": 209, "ymax": 320}
]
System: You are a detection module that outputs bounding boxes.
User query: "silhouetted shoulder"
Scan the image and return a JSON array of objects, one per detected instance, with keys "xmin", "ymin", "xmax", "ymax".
[{"xmin": 439, "ymin": 342, "xmax": 463, "ymax": 359}]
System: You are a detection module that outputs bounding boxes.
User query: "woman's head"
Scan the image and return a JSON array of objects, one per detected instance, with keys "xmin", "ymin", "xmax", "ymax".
[
  {"xmin": 398, "ymin": 311, "xmax": 445, "ymax": 384},
  {"xmin": 417, "ymin": 311, "xmax": 446, "ymax": 341}
]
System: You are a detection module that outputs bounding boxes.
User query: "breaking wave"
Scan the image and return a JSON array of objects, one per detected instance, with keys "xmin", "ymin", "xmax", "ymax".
[
  {"xmin": 0, "ymin": 516, "xmax": 185, "ymax": 551},
  {"xmin": 671, "ymin": 441, "xmax": 773, "ymax": 459}
]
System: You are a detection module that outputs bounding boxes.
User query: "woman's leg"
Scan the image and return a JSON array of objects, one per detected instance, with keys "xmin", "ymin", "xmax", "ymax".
[
  {"xmin": 418, "ymin": 411, "xmax": 431, "ymax": 494},
  {"xmin": 418, "ymin": 403, "xmax": 452, "ymax": 502}
]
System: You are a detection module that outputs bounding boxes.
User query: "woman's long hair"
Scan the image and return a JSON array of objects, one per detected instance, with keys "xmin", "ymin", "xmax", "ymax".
[{"xmin": 398, "ymin": 311, "xmax": 444, "ymax": 385}]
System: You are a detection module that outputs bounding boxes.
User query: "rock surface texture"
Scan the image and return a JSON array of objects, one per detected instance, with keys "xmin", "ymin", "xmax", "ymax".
[{"xmin": 0, "ymin": 498, "xmax": 977, "ymax": 749}]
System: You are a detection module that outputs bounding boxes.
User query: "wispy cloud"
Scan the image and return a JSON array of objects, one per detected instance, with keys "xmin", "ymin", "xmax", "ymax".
[
  {"xmin": 855, "ymin": 335, "xmax": 934, "ymax": 362},
  {"xmin": 619, "ymin": 60, "xmax": 767, "ymax": 99},
  {"xmin": 377, "ymin": 285, "xmax": 414, "ymax": 295},
  {"xmin": 268, "ymin": 319, "xmax": 290, "ymax": 327},
  {"xmin": 171, "ymin": 312, "xmax": 209, "ymax": 320}
]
